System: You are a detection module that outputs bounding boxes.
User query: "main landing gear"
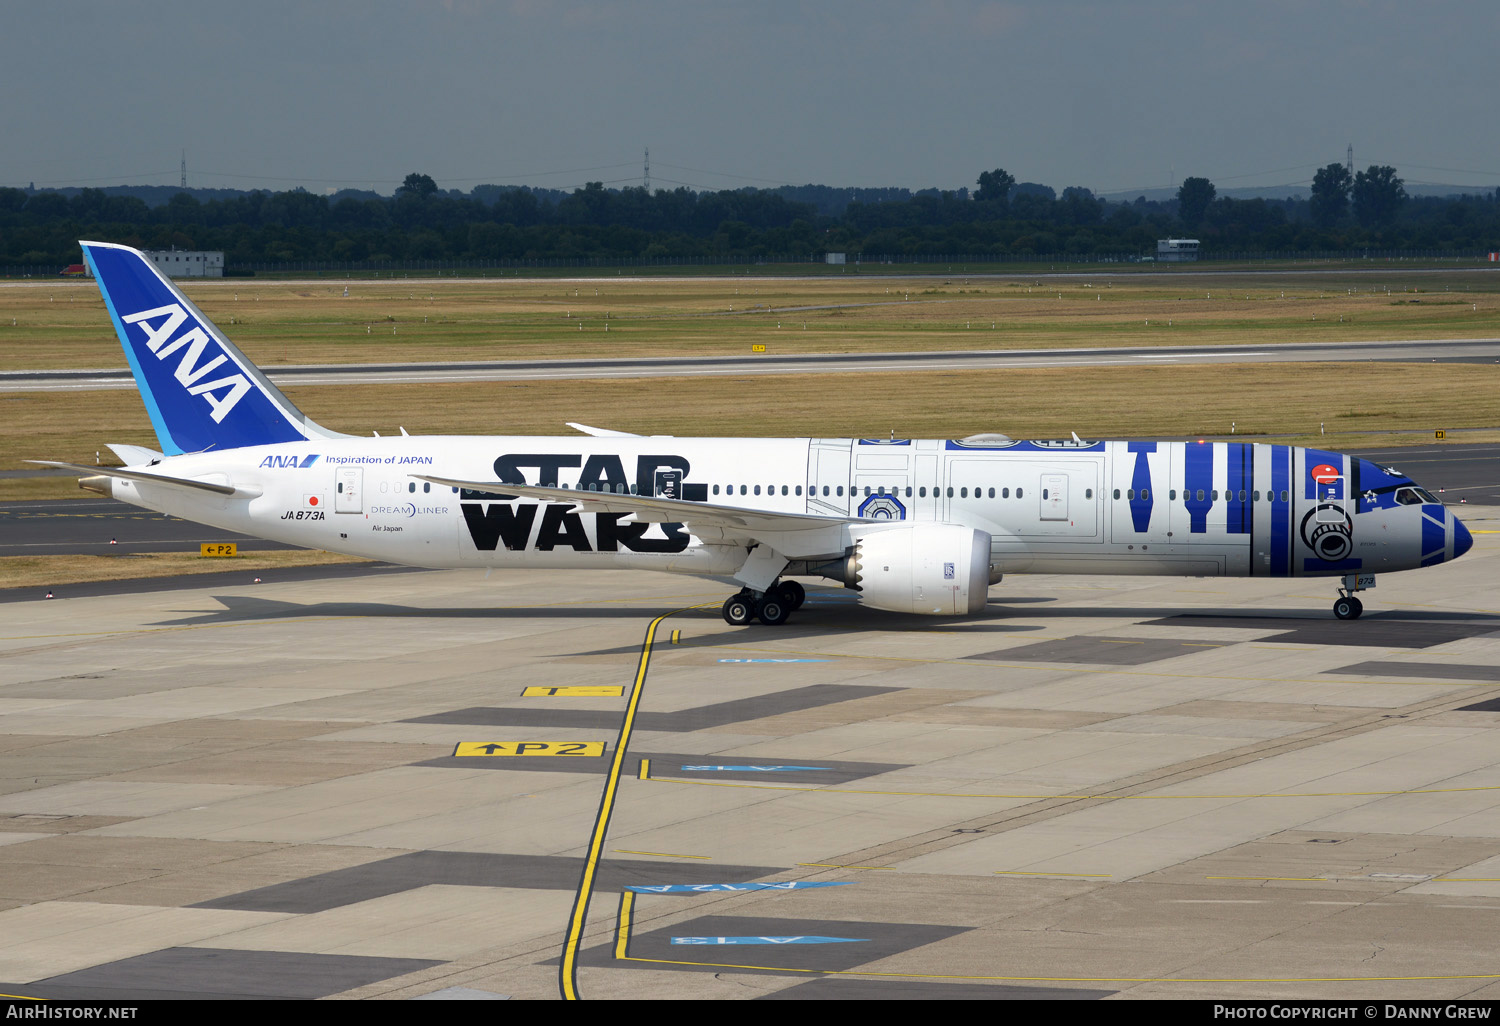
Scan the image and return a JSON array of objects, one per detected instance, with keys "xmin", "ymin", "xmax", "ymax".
[
  {"xmin": 722, "ymin": 580, "xmax": 806, "ymax": 627},
  {"xmin": 1333, "ymin": 572, "xmax": 1373, "ymax": 621}
]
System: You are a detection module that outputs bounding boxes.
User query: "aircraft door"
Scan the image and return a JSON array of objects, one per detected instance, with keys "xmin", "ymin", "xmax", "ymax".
[
  {"xmin": 853, "ymin": 443, "xmax": 912, "ymax": 520},
  {"xmin": 335, "ymin": 468, "xmax": 362, "ymax": 513},
  {"xmin": 807, "ymin": 439, "xmax": 852, "ymax": 515},
  {"xmin": 914, "ymin": 452, "xmax": 939, "ymax": 521},
  {"xmin": 1040, "ymin": 473, "xmax": 1069, "ymax": 521},
  {"xmin": 1314, "ymin": 470, "xmax": 1346, "ymax": 522},
  {"xmin": 653, "ymin": 469, "xmax": 682, "ymax": 499}
]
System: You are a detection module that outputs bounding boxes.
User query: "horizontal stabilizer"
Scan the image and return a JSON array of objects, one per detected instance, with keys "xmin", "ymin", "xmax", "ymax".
[
  {"xmin": 106, "ymin": 443, "xmax": 163, "ymax": 466},
  {"xmin": 565, "ymin": 422, "xmax": 645, "ymax": 438},
  {"xmin": 27, "ymin": 460, "xmax": 238, "ymax": 496}
]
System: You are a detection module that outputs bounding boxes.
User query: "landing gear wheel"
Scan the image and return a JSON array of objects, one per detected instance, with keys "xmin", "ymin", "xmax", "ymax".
[
  {"xmin": 722, "ymin": 594, "xmax": 755, "ymax": 626},
  {"xmin": 756, "ymin": 596, "xmax": 790, "ymax": 626},
  {"xmin": 1333, "ymin": 596, "xmax": 1360, "ymax": 621},
  {"xmin": 776, "ymin": 580, "xmax": 806, "ymax": 611},
  {"xmin": 1348, "ymin": 596, "xmax": 1363, "ymax": 619}
]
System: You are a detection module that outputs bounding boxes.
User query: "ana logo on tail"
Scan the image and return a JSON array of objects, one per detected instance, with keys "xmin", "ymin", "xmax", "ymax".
[{"xmin": 120, "ymin": 303, "xmax": 251, "ymax": 423}]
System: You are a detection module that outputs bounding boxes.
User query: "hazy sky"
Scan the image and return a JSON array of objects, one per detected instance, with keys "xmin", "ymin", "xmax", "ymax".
[{"xmin": 3, "ymin": 1, "xmax": 1496, "ymax": 196}]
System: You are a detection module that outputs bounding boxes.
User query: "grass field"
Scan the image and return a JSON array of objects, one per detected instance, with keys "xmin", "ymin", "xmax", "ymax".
[
  {"xmin": 4, "ymin": 267, "xmax": 1499, "ymax": 502},
  {"xmin": 8, "ymin": 361, "xmax": 1498, "ymax": 500},
  {"xmin": 3, "ymin": 269, "xmax": 1498, "ymax": 371},
  {"xmin": 0, "ymin": 549, "xmax": 373, "ymax": 593}
]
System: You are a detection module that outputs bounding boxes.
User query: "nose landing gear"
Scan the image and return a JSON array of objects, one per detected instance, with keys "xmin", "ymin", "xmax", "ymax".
[
  {"xmin": 721, "ymin": 580, "xmax": 807, "ymax": 626},
  {"xmin": 1333, "ymin": 595, "xmax": 1363, "ymax": 621},
  {"xmin": 1333, "ymin": 572, "xmax": 1373, "ymax": 620}
]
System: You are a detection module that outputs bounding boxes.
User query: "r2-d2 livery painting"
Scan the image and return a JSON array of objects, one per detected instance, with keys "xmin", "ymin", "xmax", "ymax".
[{"xmin": 34, "ymin": 241, "xmax": 1474, "ymax": 629}]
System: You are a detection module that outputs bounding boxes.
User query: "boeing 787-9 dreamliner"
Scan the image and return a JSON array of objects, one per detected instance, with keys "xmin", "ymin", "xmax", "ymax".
[{"xmin": 33, "ymin": 242, "xmax": 1473, "ymax": 626}]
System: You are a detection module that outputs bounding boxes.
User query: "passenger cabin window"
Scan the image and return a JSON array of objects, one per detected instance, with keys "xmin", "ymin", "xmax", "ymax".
[
  {"xmin": 1113, "ymin": 489, "xmax": 1121, "ymax": 500},
  {"xmin": 1086, "ymin": 488, "xmax": 1093, "ymax": 498},
  {"xmin": 1003, "ymin": 488, "xmax": 1010, "ymax": 498},
  {"xmin": 1015, "ymin": 487, "xmax": 1023, "ymax": 498}
]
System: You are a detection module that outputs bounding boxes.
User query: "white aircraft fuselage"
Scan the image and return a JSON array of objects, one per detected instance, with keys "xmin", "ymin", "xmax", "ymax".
[{"xmin": 99, "ymin": 433, "xmax": 1466, "ymax": 581}]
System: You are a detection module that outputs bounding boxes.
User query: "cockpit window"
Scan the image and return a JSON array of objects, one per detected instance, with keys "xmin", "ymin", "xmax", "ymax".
[{"xmin": 1395, "ymin": 486, "xmax": 1439, "ymax": 505}]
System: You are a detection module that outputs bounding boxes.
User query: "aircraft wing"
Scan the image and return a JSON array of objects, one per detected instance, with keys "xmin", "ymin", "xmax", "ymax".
[
  {"xmin": 414, "ymin": 474, "xmax": 863, "ymax": 535},
  {"xmin": 28, "ymin": 460, "xmax": 238, "ymax": 495}
]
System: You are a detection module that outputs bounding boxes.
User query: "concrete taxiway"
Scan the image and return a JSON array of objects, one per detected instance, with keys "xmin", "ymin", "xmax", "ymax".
[
  {"xmin": 6, "ymin": 337, "xmax": 1500, "ymax": 393},
  {"xmin": 1, "ymin": 506, "xmax": 1500, "ymax": 999}
]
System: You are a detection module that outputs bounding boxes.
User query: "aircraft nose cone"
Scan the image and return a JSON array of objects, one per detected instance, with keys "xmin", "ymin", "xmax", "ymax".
[{"xmin": 1453, "ymin": 516, "xmax": 1474, "ymax": 560}]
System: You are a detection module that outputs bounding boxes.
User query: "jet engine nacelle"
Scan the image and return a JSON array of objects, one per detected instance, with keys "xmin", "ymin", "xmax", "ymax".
[{"xmin": 844, "ymin": 524, "xmax": 992, "ymax": 615}]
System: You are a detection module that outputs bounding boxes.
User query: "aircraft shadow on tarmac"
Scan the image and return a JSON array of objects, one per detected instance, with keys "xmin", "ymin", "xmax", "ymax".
[
  {"xmin": 148, "ymin": 594, "xmax": 733, "ymax": 627},
  {"xmin": 147, "ymin": 593, "xmax": 1047, "ymax": 635},
  {"xmin": 147, "ymin": 593, "xmax": 1500, "ymax": 655}
]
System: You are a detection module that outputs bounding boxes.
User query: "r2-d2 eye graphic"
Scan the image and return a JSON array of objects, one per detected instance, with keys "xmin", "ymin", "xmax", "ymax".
[
  {"xmin": 857, "ymin": 494, "xmax": 907, "ymax": 520},
  {"xmin": 1301, "ymin": 505, "xmax": 1353, "ymax": 562}
]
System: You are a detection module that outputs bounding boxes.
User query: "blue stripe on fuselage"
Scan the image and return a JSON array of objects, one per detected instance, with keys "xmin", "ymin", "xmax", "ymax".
[
  {"xmin": 1269, "ymin": 445, "xmax": 1290, "ymax": 577},
  {"xmin": 1226, "ymin": 442, "xmax": 1249, "ymax": 535},
  {"xmin": 1421, "ymin": 504, "xmax": 1446, "ymax": 567},
  {"xmin": 1183, "ymin": 442, "xmax": 1213, "ymax": 534},
  {"xmin": 1128, "ymin": 441, "xmax": 1155, "ymax": 532}
]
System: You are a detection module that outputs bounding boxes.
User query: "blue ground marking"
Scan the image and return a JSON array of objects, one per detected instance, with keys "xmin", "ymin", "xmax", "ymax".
[
  {"xmin": 681, "ymin": 765, "xmax": 830, "ymax": 772},
  {"xmin": 671, "ymin": 936, "xmax": 869, "ymax": 945},
  {"xmin": 628, "ymin": 882, "xmax": 852, "ymax": 893},
  {"xmin": 717, "ymin": 658, "xmax": 829, "ymax": 664}
]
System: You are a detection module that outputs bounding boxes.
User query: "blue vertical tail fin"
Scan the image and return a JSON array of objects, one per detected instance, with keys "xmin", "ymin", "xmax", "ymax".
[{"xmin": 81, "ymin": 241, "xmax": 348, "ymax": 454}]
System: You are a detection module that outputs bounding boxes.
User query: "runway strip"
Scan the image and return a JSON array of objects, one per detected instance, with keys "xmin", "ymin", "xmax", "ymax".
[{"xmin": 6, "ymin": 336, "xmax": 1500, "ymax": 392}]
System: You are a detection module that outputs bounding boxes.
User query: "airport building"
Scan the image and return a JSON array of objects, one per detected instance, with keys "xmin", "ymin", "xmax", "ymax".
[
  {"xmin": 145, "ymin": 250, "xmax": 224, "ymax": 277},
  {"xmin": 1156, "ymin": 238, "xmax": 1200, "ymax": 262}
]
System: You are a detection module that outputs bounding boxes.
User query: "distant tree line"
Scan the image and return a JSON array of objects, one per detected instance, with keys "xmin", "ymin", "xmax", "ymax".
[{"xmin": 1, "ymin": 165, "xmax": 1497, "ymax": 269}]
